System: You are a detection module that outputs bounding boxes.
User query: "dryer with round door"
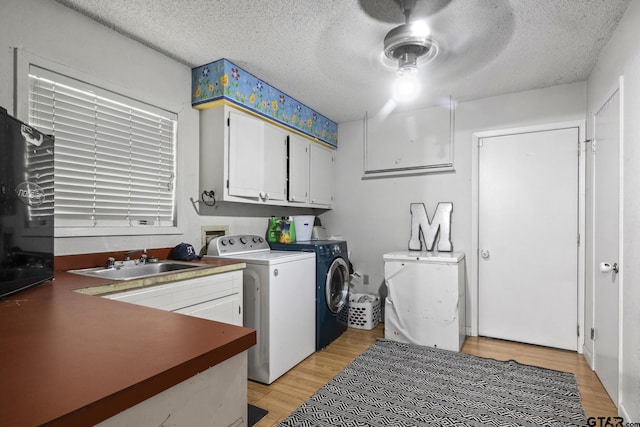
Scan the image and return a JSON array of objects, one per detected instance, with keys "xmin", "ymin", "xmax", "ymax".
[{"xmin": 270, "ymin": 240, "xmax": 350, "ymax": 350}]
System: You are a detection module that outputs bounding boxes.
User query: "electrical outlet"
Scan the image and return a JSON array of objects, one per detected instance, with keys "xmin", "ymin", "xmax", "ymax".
[{"xmin": 363, "ymin": 274, "xmax": 369, "ymax": 285}]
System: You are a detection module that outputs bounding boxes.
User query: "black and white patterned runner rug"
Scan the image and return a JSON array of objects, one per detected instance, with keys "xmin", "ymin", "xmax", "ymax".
[{"xmin": 279, "ymin": 339, "xmax": 587, "ymax": 427}]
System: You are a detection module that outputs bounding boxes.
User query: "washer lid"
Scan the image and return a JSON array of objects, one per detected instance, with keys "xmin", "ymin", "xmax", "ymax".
[
  {"xmin": 383, "ymin": 251, "xmax": 465, "ymax": 263},
  {"xmin": 204, "ymin": 250, "xmax": 315, "ymax": 265}
]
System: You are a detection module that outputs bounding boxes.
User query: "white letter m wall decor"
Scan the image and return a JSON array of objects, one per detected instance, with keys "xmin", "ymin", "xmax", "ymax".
[{"xmin": 408, "ymin": 202, "xmax": 453, "ymax": 251}]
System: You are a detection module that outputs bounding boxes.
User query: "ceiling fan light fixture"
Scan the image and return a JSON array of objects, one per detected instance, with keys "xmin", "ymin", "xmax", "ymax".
[
  {"xmin": 397, "ymin": 52, "xmax": 419, "ymax": 75},
  {"xmin": 392, "ymin": 73, "xmax": 421, "ymax": 102}
]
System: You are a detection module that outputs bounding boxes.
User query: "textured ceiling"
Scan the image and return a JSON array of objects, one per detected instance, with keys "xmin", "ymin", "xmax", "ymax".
[{"xmin": 55, "ymin": 0, "xmax": 629, "ymax": 123}]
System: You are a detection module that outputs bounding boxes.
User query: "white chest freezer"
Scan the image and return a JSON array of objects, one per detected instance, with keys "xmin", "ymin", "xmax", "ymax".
[{"xmin": 383, "ymin": 251, "xmax": 466, "ymax": 351}]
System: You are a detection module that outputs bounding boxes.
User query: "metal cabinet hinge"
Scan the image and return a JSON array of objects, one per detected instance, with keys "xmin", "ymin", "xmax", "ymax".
[
  {"xmin": 577, "ymin": 324, "xmax": 580, "ymax": 337},
  {"xmin": 591, "ymin": 327, "xmax": 595, "ymax": 340}
]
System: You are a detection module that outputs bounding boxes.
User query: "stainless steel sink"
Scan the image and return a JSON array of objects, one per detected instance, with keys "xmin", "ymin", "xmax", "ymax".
[{"xmin": 68, "ymin": 261, "xmax": 206, "ymax": 281}]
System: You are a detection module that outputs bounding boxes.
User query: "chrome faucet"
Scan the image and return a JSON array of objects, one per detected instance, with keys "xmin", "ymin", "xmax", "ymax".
[{"xmin": 124, "ymin": 249, "xmax": 147, "ymax": 262}]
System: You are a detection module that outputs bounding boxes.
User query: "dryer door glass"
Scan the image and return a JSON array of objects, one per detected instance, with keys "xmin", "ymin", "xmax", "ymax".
[{"xmin": 325, "ymin": 257, "xmax": 349, "ymax": 313}]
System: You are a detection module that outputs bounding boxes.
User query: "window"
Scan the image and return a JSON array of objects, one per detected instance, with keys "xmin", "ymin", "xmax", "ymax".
[{"xmin": 27, "ymin": 66, "xmax": 177, "ymax": 232}]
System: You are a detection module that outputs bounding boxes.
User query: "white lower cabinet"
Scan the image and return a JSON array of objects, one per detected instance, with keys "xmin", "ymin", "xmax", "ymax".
[
  {"xmin": 99, "ymin": 270, "xmax": 246, "ymax": 426},
  {"xmin": 173, "ymin": 294, "xmax": 241, "ymax": 325},
  {"xmin": 96, "ymin": 352, "xmax": 247, "ymax": 427},
  {"xmin": 103, "ymin": 270, "xmax": 243, "ymax": 326}
]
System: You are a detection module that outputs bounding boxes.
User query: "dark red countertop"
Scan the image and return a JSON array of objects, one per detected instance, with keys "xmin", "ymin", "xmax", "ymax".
[{"xmin": 0, "ymin": 257, "xmax": 255, "ymax": 426}]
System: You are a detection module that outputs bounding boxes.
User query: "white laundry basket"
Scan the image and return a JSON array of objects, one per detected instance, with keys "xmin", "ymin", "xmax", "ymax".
[{"xmin": 347, "ymin": 293, "xmax": 381, "ymax": 330}]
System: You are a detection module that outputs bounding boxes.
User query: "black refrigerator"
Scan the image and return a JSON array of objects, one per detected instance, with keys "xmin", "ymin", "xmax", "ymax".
[{"xmin": 0, "ymin": 107, "xmax": 54, "ymax": 297}]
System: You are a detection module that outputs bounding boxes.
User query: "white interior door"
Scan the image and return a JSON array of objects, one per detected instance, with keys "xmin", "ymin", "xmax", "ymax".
[
  {"xmin": 593, "ymin": 88, "xmax": 620, "ymax": 404},
  {"xmin": 478, "ymin": 127, "xmax": 579, "ymax": 350}
]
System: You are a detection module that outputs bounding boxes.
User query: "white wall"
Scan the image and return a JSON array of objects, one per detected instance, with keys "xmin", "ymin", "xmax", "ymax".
[
  {"xmin": 586, "ymin": 1, "xmax": 640, "ymax": 421},
  {"xmin": 0, "ymin": 0, "xmax": 295, "ymax": 256},
  {"xmin": 323, "ymin": 83, "xmax": 586, "ymax": 317}
]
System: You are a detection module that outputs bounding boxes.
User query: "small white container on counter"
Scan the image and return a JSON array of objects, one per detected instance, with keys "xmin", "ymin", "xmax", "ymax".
[{"xmin": 292, "ymin": 215, "xmax": 315, "ymax": 241}]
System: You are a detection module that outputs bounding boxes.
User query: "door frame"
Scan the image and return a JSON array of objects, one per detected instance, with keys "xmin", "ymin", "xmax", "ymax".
[
  {"xmin": 470, "ymin": 121, "xmax": 586, "ymax": 353},
  {"xmin": 589, "ymin": 76, "xmax": 624, "ymax": 405}
]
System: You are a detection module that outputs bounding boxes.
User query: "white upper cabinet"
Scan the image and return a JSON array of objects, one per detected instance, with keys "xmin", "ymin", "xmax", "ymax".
[
  {"xmin": 227, "ymin": 108, "xmax": 265, "ymax": 199},
  {"xmin": 262, "ymin": 124, "xmax": 288, "ymax": 202},
  {"xmin": 288, "ymin": 134, "xmax": 310, "ymax": 204},
  {"xmin": 228, "ymin": 108, "xmax": 287, "ymax": 202},
  {"xmin": 309, "ymin": 143, "xmax": 334, "ymax": 207},
  {"xmin": 200, "ymin": 105, "xmax": 334, "ymax": 208}
]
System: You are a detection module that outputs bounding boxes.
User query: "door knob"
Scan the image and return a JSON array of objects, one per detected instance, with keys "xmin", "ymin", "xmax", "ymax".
[
  {"xmin": 599, "ymin": 262, "xmax": 619, "ymax": 273},
  {"xmin": 480, "ymin": 249, "xmax": 490, "ymax": 259}
]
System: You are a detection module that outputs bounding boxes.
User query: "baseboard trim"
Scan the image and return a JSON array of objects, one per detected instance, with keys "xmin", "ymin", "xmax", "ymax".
[{"xmin": 582, "ymin": 343, "xmax": 594, "ymax": 369}]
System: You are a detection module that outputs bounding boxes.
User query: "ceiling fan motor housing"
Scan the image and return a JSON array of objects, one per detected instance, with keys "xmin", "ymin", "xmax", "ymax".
[{"xmin": 384, "ymin": 22, "xmax": 439, "ymax": 75}]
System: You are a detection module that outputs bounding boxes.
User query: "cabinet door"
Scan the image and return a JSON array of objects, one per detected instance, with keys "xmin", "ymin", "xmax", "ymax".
[
  {"xmin": 288, "ymin": 134, "xmax": 309, "ymax": 203},
  {"xmin": 228, "ymin": 109, "xmax": 264, "ymax": 199},
  {"xmin": 262, "ymin": 123, "xmax": 288, "ymax": 202},
  {"xmin": 103, "ymin": 271, "xmax": 243, "ymax": 315},
  {"xmin": 174, "ymin": 294, "xmax": 242, "ymax": 326},
  {"xmin": 309, "ymin": 143, "xmax": 334, "ymax": 207}
]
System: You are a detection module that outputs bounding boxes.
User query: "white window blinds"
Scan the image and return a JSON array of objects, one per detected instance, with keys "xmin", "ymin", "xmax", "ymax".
[{"xmin": 27, "ymin": 66, "xmax": 177, "ymax": 229}]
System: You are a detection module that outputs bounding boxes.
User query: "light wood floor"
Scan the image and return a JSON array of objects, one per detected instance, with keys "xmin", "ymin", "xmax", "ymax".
[{"xmin": 248, "ymin": 324, "xmax": 616, "ymax": 426}]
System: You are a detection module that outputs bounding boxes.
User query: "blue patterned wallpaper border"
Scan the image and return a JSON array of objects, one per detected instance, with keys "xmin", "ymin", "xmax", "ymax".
[{"xmin": 192, "ymin": 59, "xmax": 338, "ymax": 147}]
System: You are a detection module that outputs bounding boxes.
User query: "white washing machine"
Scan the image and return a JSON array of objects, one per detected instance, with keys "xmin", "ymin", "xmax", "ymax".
[
  {"xmin": 206, "ymin": 234, "xmax": 316, "ymax": 384},
  {"xmin": 384, "ymin": 251, "xmax": 466, "ymax": 352}
]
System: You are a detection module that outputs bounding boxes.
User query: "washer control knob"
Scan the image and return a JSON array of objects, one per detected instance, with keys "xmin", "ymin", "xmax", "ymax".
[
  {"xmin": 220, "ymin": 239, "xmax": 227, "ymax": 246},
  {"xmin": 228, "ymin": 238, "xmax": 235, "ymax": 245},
  {"xmin": 240, "ymin": 236, "xmax": 247, "ymax": 244}
]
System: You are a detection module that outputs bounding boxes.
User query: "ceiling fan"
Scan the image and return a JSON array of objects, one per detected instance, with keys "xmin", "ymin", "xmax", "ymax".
[
  {"xmin": 382, "ymin": 0, "xmax": 442, "ymax": 76},
  {"xmin": 355, "ymin": 0, "xmax": 514, "ymax": 103},
  {"xmin": 359, "ymin": 0, "xmax": 453, "ymax": 101}
]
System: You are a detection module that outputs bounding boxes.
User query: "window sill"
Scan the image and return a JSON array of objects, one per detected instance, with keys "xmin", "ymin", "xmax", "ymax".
[{"xmin": 55, "ymin": 226, "xmax": 182, "ymax": 238}]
